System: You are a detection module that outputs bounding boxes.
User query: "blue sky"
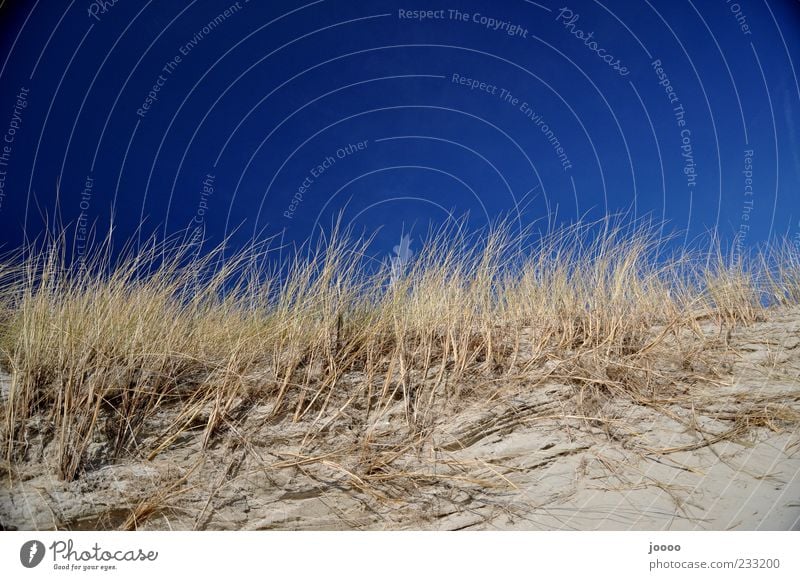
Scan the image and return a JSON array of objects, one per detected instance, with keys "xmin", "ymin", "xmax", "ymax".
[{"xmin": 1, "ymin": 0, "xmax": 799, "ymax": 264}]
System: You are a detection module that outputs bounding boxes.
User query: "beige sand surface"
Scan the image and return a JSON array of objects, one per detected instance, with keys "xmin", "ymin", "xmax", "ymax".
[{"xmin": 1, "ymin": 308, "xmax": 799, "ymax": 531}]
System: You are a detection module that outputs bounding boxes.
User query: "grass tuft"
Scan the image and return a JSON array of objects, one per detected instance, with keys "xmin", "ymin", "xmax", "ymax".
[{"xmin": 0, "ymin": 215, "xmax": 798, "ymax": 495}]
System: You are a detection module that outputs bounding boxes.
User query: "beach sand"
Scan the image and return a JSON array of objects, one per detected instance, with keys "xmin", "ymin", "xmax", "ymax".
[{"xmin": 2, "ymin": 307, "xmax": 799, "ymax": 531}]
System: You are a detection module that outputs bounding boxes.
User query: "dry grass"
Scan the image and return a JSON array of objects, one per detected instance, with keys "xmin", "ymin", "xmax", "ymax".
[{"xmin": 0, "ymin": 215, "xmax": 799, "ymax": 528}]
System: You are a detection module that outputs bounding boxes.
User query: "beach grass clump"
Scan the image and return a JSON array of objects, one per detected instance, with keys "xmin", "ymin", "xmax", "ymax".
[{"xmin": 0, "ymin": 216, "xmax": 798, "ymax": 485}]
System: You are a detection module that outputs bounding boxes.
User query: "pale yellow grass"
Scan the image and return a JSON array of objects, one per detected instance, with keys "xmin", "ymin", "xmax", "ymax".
[{"xmin": 0, "ymin": 215, "xmax": 797, "ymax": 495}]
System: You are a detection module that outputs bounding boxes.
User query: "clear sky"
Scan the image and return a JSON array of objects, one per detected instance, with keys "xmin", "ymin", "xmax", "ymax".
[{"xmin": 1, "ymin": 0, "xmax": 799, "ymax": 265}]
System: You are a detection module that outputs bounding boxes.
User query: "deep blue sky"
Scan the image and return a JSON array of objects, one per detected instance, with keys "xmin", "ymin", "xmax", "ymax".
[{"xmin": 1, "ymin": 0, "xmax": 799, "ymax": 265}]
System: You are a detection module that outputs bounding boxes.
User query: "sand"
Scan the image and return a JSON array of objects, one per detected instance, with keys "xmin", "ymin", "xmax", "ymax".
[{"xmin": 1, "ymin": 307, "xmax": 799, "ymax": 531}]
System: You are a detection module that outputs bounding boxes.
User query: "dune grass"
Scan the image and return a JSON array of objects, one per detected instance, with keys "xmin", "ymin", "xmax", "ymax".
[{"xmin": 0, "ymin": 215, "xmax": 798, "ymax": 486}]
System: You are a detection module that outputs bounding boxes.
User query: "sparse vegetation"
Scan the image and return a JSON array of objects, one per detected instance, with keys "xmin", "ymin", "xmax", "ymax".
[{"xmin": 1, "ymin": 215, "xmax": 799, "ymax": 529}]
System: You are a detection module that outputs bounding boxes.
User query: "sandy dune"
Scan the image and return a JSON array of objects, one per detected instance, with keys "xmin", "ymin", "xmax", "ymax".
[{"xmin": 2, "ymin": 307, "xmax": 799, "ymax": 531}]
